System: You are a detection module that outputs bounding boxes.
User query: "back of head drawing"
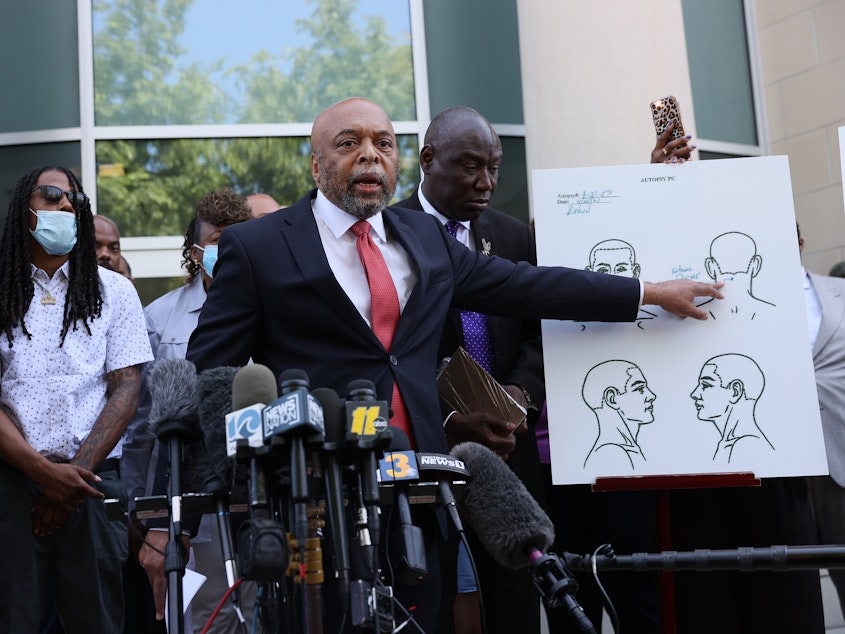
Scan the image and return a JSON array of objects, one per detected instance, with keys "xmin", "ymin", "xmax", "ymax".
[{"xmin": 706, "ymin": 232, "xmax": 761, "ymax": 278}]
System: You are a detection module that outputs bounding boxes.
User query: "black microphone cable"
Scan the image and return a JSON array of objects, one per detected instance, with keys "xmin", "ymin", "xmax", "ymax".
[{"xmin": 590, "ymin": 543, "xmax": 620, "ymax": 634}]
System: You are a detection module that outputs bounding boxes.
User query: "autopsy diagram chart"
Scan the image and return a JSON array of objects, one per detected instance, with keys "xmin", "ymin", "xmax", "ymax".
[{"xmin": 533, "ymin": 157, "xmax": 828, "ymax": 485}]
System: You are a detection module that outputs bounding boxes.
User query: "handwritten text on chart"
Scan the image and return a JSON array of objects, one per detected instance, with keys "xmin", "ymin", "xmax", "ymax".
[
  {"xmin": 672, "ymin": 265, "xmax": 700, "ymax": 280},
  {"xmin": 557, "ymin": 190, "xmax": 619, "ymax": 216}
]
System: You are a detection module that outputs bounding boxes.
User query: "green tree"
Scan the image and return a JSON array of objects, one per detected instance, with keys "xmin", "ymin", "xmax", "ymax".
[{"xmin": 94, "ymin": 0, "xmax": 419, "ymax": 240}]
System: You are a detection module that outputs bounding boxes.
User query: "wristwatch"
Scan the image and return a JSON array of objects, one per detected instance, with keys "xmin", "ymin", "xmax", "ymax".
[{"xmin": 518, "ymin": 385, "xmax": 536, "ymax": 410}]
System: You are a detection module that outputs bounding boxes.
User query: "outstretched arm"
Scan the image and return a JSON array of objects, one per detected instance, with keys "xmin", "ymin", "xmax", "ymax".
[{"xmin": 643, "ymin": 280, "xmax": 724, "ymax": 320}]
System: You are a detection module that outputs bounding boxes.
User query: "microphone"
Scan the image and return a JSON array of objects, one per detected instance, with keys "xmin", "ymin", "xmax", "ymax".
[
  {"xmin": 229, "ymin": 364, "xmax": 288, "ymax": 582},
  {"xmin": 225, "ymin": 364, "xmax": 275, "ymax": 458},
  {"xmin": 147, "ymin": 358, "xmax": 200, "ymax": 634},
  {"xmin": 262, "ymin": 370, "xmax": 325, "ymax": 560},
  {"xmin": 414, "ymin": 451, "xmax": 470, "ymax": 534},
  {"xmin": 345, "ymin": 379, "xmax": 392, "ymax": 579},
  {"xmin": 195, "ymin": 366, "xmax": 242, "ymax": 606},
  {"xmin": 229, "ymin": 364, "xmax": 277, "ymax": 516},
  {"xmin": 311, "ymin": 386, "xmax": 351, "ymax": 608},
  {"xmin": 450, "ymin": 441, "xmax": 596, "ymax": 634},
  {"xmin": 383, "ymin": 427, "xmax": 427, "ymax": 585}
]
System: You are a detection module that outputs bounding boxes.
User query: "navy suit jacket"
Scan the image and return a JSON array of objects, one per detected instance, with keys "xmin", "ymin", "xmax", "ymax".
[
  {"xmin": 398, "ymin": 191, "xmax": 546, "ymax": 499},
  {"xmin": 187, "ymin": 189, "xmax": 640, "ymax": 453}
]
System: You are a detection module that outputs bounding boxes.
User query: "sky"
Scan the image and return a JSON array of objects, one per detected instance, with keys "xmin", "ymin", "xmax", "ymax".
[{"xmin": 180, "ymin": 0, "xmax": 410, "ymax": 71}]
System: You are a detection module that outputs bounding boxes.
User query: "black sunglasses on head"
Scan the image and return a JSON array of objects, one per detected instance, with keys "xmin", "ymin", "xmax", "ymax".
[{"xmin": 31, "ymin": 185, "xmax": 89, "ymax": 208}]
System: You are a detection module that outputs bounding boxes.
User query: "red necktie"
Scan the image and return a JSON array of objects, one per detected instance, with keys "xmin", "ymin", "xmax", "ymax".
[{"xmin": 350, "ymin": 220, "xmax": 413, "ymax": 445}]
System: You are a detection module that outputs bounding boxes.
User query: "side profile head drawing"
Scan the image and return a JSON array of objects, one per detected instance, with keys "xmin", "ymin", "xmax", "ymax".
[
  {"xmin": 690, "ymin": 353, "xmax": 764, "ymax": 423},
  {"xmin": 586, "ymin": 239, "xmax": 640, "ymax": 278},
  {"xmin": 705, "ymin": 232, "xmax": 762, "ymax": 283},
  {"xmin": 582, "ymin": 360, "xmax": 656, "ymax": 425}
]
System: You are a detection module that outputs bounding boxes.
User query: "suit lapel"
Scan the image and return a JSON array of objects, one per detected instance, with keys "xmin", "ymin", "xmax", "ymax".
[
  {"xmin": 384, "ymin": 207, "xmax": 430, "ymax": 347},
  {"xmin": 812, "ymin": 273, "xmax": 845, "ymax": 357},
  {"xmin": 279, "ymin": 194, "xmax": 380, "ymax": 347}
]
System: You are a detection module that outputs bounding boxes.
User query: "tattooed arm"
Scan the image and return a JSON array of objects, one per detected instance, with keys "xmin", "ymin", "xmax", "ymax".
[
  {"xmin": 31, "ymin": 365, "xmax": 141, "ymax": 535},
  {"xmin": 70, "ymin": 364, "xmax": 143, "ymax": 472}
]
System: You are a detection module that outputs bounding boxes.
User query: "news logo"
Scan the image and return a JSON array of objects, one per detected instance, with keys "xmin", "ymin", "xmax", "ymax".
[
  {"xmin": 379, "ymin": 450, "xmax": 419, "ymax": 482},
  {"xmin": 225, "ymin": 404, "xmax": 265, "ymax": 457},
  {"xmin": 263, "ymin": 391, "xmax": 325, "ymax": 440},
  {"xmin": 347, "ymin": 402, "xmax": 389, "ymax": 438}
]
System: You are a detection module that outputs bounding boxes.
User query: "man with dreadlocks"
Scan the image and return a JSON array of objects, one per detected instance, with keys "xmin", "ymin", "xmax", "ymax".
[{"xmin": 0, "ymin": 165, "xmax": 153, "ymax": 633}]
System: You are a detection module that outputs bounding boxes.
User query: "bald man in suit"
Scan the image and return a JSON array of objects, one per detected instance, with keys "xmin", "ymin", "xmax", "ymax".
[{"xmin": 186, "ymin": 97, "xmax": 723, "ymax": 633}]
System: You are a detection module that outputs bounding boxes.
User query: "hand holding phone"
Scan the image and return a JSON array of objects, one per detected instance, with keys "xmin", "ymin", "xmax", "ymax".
[
  {"xmin": 651, "ymin": 95, "xmax": 685, "ymax": 140},
  {"xmin": 650, "ymin": 95, "xmax": 694, "ymax": 162}
]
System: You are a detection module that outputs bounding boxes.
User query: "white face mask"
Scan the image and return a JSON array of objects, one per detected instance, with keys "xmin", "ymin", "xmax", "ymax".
[{"xmin": 29, "ymin": 209, "xmax": 78, "ymax": 256}]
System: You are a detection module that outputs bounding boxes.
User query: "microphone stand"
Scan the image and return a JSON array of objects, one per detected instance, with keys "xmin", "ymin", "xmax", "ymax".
[
  {"xmin": 156, "ymin": 419, "xmax": 193, "ymax": 634},
  {"xmin": 527, "ymin": 549, "xmax": 597, "ymax": 634},
  {"xmin": 565, "ymin": 544, "xmax": 845, "ymax": 573}
]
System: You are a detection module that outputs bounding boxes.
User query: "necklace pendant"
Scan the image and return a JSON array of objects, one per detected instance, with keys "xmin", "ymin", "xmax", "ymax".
[{"xmin": 41, "ymin": 292, "xmax": 56, "ymax": 305}]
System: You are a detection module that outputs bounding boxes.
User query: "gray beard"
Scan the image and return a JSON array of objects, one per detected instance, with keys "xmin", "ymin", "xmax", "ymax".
[{"xmin": 320, "ymin": 162, "xmax": 400, "ymax": 220}]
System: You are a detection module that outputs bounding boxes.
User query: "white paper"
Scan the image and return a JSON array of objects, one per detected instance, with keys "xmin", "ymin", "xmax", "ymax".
[
  {"xmin": 164, "ymin": 550, "xmax": 207, "ymax": 632},
  {"xmin": 533, "ymin": 157, "xmax": 828, "ymax": 485}
]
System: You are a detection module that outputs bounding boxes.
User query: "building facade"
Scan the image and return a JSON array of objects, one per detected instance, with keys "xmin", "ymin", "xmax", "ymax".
[{"xmin": 1, "ymin": 0, "xmax": 843, "ymax": 303}]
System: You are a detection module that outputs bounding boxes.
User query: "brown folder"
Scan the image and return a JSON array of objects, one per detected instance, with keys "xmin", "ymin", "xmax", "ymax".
[{"xmin": 436, "ymin": 346, "xmax": 527, "ymax": 428}]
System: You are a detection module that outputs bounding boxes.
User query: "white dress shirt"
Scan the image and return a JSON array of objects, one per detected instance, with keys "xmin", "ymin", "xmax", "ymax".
[
  {"xmin": 311, "ymin": 190, "xmax": 418, "ymax": 325},
  {"xmin": 803, "ymin": 267, "xmax": 822, "ymax": 350}
]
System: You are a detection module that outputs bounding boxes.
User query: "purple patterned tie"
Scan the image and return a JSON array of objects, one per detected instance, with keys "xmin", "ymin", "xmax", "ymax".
[{"xmin": 445, "ymin": 220, "xmax": 496, "ymax": 374}]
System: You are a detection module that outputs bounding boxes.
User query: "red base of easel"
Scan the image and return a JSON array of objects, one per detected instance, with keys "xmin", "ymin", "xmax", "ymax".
[{"xmin": 592, "ymin": 472, "xmax": 761, "ymax": 634}]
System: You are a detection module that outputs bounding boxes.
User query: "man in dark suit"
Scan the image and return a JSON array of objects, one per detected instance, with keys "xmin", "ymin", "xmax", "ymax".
[
  {"xmin": 186, "ymin": 97, "xmax": 723, "ymax": 633},
  {"xmin": 397, "ymin": 106, "xmax": 546, "ymax": 633}
]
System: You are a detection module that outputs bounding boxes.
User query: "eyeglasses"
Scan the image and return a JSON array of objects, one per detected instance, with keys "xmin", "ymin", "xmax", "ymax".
[{"xmin": 31, "ymin": 185, "xmax": 89, "ymax": 209}]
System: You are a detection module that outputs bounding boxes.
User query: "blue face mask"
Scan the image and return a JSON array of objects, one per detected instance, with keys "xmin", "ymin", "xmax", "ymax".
[
  {"xmin": 194, "ymin": 243, "xmax": 218, "ymax": 278},
  {"xmin": 29, "ymin": 209, "xmax": 78, "ymax": 256}
]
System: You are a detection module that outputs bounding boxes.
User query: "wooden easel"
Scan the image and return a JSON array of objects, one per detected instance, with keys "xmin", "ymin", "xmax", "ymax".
[{"xmin": 592, "ymin": 472, "xmax": 761, "ymax": 634}]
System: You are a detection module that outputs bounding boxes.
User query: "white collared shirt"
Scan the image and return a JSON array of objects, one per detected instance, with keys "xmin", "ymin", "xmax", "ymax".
[
  {"xmin": 0, "ymin": 263, "xmax": 153, "ymax": 460},
  {"xmin": 803, "ymin": 268, "xmax": 822, "ymax": 350},
  {"xmin": 417, "ymin": 185, "xmax": 474, "ymax": 251},
  {"xmin": 311, "ymin": 190, "xmax": 418, "ymax": 326}
]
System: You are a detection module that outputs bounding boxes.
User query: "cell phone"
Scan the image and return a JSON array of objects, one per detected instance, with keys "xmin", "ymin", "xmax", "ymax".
[{"xmin": 650, "ymin": 95, "xmax": 686, "ymax": 142}]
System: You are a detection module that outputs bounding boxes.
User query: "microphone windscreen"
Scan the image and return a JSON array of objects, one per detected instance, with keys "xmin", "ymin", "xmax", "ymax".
[
  {"xmin": 279, "ymin": 368, "xmax": 309, "ymax": 388},
  {"xmin": 451, "ymin": 441, "xmax": 554, "ymax": 570},
  {"xmin": 196, "ymin": 366, "xmax": 239, "ymax": 482},
  {"xmin": 312, "ymin": 387, "xmax": 344, "ymax": 444},
  {"xmin": 231, "ymin": 363, "xmax": 277, "ymax": 410},
  {"xmin": 388, "ymin": 426, "xmax": 411, "ymax": 451},
  {"xmin": 147, "ymin": 358, "xmax": 199, "ymax": 433},
  {"xmin": 347, "ymin": 378, "xmax": 377, "ymax": 398}
]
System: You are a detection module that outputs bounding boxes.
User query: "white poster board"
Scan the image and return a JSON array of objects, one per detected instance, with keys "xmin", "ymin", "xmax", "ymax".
[{"xmin": 533, "ymin": 157, "xmax": 828, "ymax": 485}]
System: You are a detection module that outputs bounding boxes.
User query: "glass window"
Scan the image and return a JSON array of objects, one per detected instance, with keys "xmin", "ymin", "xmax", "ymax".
[
  {"xmin": 423, "ymin": 0, "xmax": 523, "ymax": 125},
  {"xmin": 93, "ymin": 0, "xmax": 415, "ymax": 126},
  {"xmin": 682, "ymin": 0, "xmax": 758, "ymax": 146},
  {"xmin": 0, "ymin": 1, "xmax": 80, "ymax": 133},
  {"xmin": 494, "ymin": 137, "xmax": 529, "ymax": 225},
  {"xmin": 96, "ymin": 135, "xmax": 419, "ymax": 237},
  {"xmin": 0, "ymin": 143, "xmax": 82, "ymax": 226}
]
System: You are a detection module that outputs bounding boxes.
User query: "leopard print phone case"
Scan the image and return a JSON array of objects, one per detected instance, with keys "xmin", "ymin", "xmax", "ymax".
[{"xmin": 650, "ymin": 95, "xmax": 686, "ymax": 141}]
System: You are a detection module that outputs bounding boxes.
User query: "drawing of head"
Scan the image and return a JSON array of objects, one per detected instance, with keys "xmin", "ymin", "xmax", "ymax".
[
  {"xmin": 582, "ymin": 360, "xmax": 656, "ymax": 425},
  {"xmin": 704, "ymin": 232, "xmax": 762, "ymax": 283},
  {"xmin": 586, "ymin": 239, "xmax": 640, "ymax": 278},
  {"xmin": 690, "ymin": 354, "xmax": 764, "ymax": 424}
]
